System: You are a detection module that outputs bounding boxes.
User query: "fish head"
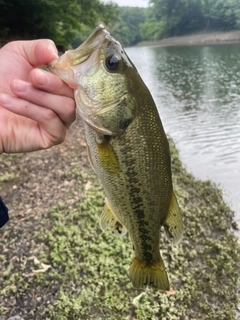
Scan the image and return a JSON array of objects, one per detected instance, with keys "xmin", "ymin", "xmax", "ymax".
[{"xmin": 48, "ymin": 24, "xmax": 141, "ymax": 135}]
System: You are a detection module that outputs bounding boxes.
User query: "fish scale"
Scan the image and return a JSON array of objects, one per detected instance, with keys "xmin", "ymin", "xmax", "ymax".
[
  {"xmin": 48, "ymin": 24, "xmax": 183, "ymax": 290},
  {"xmin": 110, "ymin": 105, "xmax": 171, "ymax": 260}
]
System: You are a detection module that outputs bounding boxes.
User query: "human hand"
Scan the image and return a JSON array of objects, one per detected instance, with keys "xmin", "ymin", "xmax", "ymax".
[{"xmin": 0, "ymin": 39, "xmax": 76, "ymax": 154}]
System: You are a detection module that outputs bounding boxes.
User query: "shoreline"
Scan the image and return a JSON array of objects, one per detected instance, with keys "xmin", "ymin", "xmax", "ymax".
[
  {"xmin": 0, "ymin": 117, "xmax": 239, "ymax": 319},
  {"xmin": 137, "ymin": 30, "xmax": 240, "ymax": 47}
]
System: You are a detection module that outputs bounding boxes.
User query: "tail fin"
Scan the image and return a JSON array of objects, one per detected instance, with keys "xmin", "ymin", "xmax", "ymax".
[{"xmin": 129, "ymin": 256, "xmax": 170, "ymax": 290}]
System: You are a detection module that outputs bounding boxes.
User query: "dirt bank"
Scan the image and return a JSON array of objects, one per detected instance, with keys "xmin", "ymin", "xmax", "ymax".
[{"xmin": 138, "ymin": 30, "xmax": 240, "ymax": 47}]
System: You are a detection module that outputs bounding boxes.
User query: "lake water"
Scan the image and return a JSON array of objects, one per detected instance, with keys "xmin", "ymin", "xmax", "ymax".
[{"xmin": 126, "ymin": 44, "xmax": 240, "ymax": 223}]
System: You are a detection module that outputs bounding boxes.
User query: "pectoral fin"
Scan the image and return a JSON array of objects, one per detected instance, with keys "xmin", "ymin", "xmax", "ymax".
[
  {"xmin": 96, "ymin": 137, "xmax": 120, "ymax": 175},
  {"xmin": 163, "ymin": 192, "xmax": 183, "ymax": 245},
  {"xmin": 100, "ymin": 200, "xmax": 127, "ymax": 237}
]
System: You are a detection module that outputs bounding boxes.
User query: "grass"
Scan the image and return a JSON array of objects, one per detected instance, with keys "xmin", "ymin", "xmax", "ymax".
[
  {"xmin": 0, "ymin": 139, "xmax": 239, "ymax": 320},
  {"xmin": 0, "ymin": 154, "xmax": 21, "ymax": 189}
]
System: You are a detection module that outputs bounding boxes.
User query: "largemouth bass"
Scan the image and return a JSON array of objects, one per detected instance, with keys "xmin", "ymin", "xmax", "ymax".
[{"xmin": 48, "ymin": 25, "xmax": 183, "ymax": 290}]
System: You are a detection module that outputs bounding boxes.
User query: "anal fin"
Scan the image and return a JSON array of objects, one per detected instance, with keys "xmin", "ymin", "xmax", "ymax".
[
  {"xmin": 100, "ymin": 200, "xmax": 127, "ymax": 237},
  {"xmin": 163, "ymin": 191, "xmax": 183, "ymax": 245}
]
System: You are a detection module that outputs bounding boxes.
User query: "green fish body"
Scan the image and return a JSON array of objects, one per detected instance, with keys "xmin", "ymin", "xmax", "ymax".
[{"xmin": 48, "ymin": 25, "xmax": 183, "ymax": 290}]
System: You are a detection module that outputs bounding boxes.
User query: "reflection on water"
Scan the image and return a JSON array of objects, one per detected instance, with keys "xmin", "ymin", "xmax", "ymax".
[{"xmin": 126, "ymin": 44, "xmax": 240, "ymax": 221}]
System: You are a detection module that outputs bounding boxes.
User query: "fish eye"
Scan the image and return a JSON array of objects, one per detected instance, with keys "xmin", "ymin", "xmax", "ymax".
[{"xmin": 105, "ymin": 55, "xmax": 120, "ymax": 72}]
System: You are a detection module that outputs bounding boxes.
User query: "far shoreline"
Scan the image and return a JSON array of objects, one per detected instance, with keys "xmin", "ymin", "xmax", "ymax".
[{"xmin": 137, "ymin": 30, "xmax": 240, "ymax": 47}]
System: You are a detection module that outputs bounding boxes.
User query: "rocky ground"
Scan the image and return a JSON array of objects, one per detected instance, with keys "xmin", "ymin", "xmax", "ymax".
[{"xmin": 0, "ymin": 115, "xmax": 239, "ymax": 320}]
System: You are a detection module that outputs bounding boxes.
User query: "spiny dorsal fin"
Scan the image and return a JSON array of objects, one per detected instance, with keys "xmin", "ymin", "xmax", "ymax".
[
  {"xmin": 163, "ymin": 191, "xmax": 183, "ymax": 245},
  {"xmin": 100, "ymin": 200, "xmax": 127, "ymax": 237}
]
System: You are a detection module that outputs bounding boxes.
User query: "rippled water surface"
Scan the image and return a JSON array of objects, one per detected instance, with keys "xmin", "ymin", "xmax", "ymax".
[{"xmin": 126, "ymin": 44, "xmax": 240, "ymax": 221}]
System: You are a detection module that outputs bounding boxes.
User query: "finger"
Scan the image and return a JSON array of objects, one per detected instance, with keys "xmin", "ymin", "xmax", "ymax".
[
  {"xmin": 11, "ymin": 80, "xmax": 76, "ymax": 125},
  {"xmin": 29, "ymin": 68, "xmax": 74, "ymax": 98},
  {"xmin": 16, "ymin": 39, "xmax": 59, "ymax": 67},
  {"xmin": 0, "ymin": 93, "xmax": 67, "ymax": 143}
]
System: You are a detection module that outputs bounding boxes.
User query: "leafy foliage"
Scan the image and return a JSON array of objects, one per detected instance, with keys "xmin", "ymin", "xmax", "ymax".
[
  {"xmin": 108, "ymin": 7, "xmax": 147, "ymax": 46},
  {"xmin": 2, "ymin": 0, "xmax": 240, "ymax": 47},
  {"xmin": 141, "ymin": 0, "xmax": 240, "ymax": 40},
  {"xmin": 0, "ymin": 0, "xmax": 118, "ymax": 46}
]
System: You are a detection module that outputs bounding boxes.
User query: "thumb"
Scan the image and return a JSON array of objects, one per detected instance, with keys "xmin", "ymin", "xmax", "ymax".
[{"xmin": 20, "ymin": 39, "xmax": 59, "ymax": 67}]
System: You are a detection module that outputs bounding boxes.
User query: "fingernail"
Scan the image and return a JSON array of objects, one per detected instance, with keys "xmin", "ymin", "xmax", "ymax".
[
  {"xmin": 12, "ymin": 80, "xmax": 27, "ymax": 92},
  {"xmin": 35, "ymin": 69, "xmax": 48, "ymax": 86},
  {"xmin": 48, "ymin": 43, "xmax": 58, "ymax": 56}
]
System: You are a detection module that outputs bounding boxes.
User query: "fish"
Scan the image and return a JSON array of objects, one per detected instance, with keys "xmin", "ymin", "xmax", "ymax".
[{"xmin": 48, "ymin": 24, "xmax": 183, "ymax": 290}]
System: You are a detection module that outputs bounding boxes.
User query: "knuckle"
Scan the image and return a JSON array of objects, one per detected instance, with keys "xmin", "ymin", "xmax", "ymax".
[
  {"xmin": 43, "ymin": 109, "xmax": 56, "ymax": 122},
  {"xmin": 55, "ymin": 132, "xmax": 67, "ymax": 145},
  {"xmin": 66, "ymin": 98, "xmax": 76, "ymax": 114},
  {"xmin": 61, "ymin": 98, "xmax": 76, "ymax": 121}
]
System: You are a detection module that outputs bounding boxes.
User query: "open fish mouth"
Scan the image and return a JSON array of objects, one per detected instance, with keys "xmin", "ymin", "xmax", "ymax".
[
  {"xmin": 47, "ymin": 25, "xmax": 110, "ymax": 82},
  {"xmin": 72, "ymin": 24, "xmax": 109, "ymax": 58},
  {"xmin": 48, "ymin": 24, "xmax": 132, "ymax": 136}
]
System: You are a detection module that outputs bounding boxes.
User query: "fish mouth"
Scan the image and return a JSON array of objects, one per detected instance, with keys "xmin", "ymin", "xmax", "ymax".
[
  {"xmin": 72, "ymin": 24, "xmax": 109, "ymax": 59},
  {"xmin": 48, "ymin": 25, "xmax": 131, "ymax": 136},
  {"xmin": 47, "ymin": 25, "xmax": 110, "ymax": 83}
]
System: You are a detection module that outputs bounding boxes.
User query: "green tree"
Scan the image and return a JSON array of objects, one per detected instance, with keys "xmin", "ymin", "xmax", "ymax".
[
  {"xmin": 145, "ymin": 0, "xmax": 204, "ymax": 37},
  {"xmin": 141, "ymin": 0, "xmax": 240, "ymax": 41},
  {"xmin": 0, "ymin": 0, "xmax": 118, "ymax": 46},
  {"xmin": 202, "ymin": 0, "xmax": 239, "ymax": 30},
  {"xmin": 109, "ymin": 6, "xmax": 147, "ymax": 46}
]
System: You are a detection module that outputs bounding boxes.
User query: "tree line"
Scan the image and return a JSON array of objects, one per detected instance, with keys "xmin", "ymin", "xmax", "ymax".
[
  {"xmin": 1, "ymin": 0, "xmax": 240, "ymax": 48},
  {"xmin": 141, "ymin": 0, "xmax": 240, "ymax": 41},
  {"xmin": 0, "ymin": 0, "xmax": 117, "ymax": 46}
]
